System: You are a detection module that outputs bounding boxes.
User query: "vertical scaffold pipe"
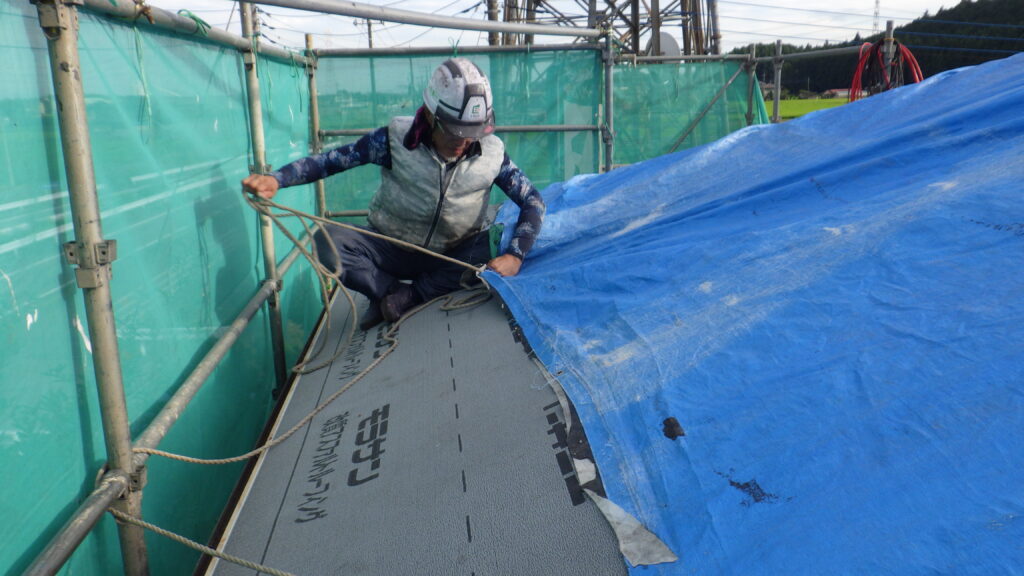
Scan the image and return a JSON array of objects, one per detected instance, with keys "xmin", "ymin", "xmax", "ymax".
[
  {"xmin": 651, "ymin": 0, "xmax": 661, "ymax": 55},
  {"xmin": 745, "ymin": 43, "xmax": 756, "ymax": 126},
  {"xmin": 603, "ymin": 30, "xmax": 614, "ymax": 172},
  {"xmin": 709, "ymin": 0, "xmax": 721, "ymax": 54},
  {"xmin": 884, "ymin": 20, "xmax": 895, "ymax": 71},
  {"xmin": 305, "ymin": 34, "xmax": 327, "ymax": 218},
  {"xmin": 241, "ymin": 3, "xmax": 289, "ymax": 390},
  {"xmin": 772, "ymin": 39, "xmax": 782, "ymax": 123},
  {"xmin": 31, "ymin": 0, "xmax": 148, "ymax": 574}
]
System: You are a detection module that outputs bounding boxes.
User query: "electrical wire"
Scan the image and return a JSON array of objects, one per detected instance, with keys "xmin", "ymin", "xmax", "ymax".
[
  {"xmin": 720, "ymin": 14, "xmax": 877, "ymax": 33},
  {"xmin": 718, "ymin": 0, "xmax": 914, "ymax": 22},
  {"xmin": 904, "ymin": 44, "xmax": 1022, "ymax": 55},
  {"xmin": 896, "ymin": 30, "xmax": 1024, "ymax": 43},
  {"xmin": 916, "ymin": 18, "xmax": 1024, "ymax": 30}
]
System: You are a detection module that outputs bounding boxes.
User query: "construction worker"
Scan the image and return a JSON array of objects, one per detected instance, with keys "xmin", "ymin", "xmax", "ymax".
[{"xmin": 242, "ymin": 58, "xmax": 545, "ymax": 330}]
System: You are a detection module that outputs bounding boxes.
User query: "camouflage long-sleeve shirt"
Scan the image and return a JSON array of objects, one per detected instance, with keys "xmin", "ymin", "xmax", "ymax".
[{"xmin": 271, "ymin": 110, "xmax": 545, "ymax": 260}]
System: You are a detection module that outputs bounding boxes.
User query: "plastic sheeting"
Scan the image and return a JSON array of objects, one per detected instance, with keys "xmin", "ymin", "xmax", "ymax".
[
  {"xmin": 1, "ymin": 3, "xmax": 320, "ymax": 573},
  {"xmin": 489, "ymin": 54, "xmax": 1024, "ymax": 574}
]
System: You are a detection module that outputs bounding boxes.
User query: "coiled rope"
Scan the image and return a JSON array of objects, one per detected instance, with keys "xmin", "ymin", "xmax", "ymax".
[
  {"xmin": 123, "ymin": 190, "xmax": 495, "ymax": 574},
  {"xmin": 133, "ymin": 190, "xmax": 491, "ymax": 466}
]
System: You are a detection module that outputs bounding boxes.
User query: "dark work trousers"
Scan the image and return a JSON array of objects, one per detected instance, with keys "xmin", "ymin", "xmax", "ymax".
[{"xmin": 313, "ymin": 224, "xmax": 491, "ymax": 303}]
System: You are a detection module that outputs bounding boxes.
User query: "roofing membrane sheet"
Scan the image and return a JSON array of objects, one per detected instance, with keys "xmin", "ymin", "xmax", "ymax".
[{"xmin": 210, "ymin": 293, "xmax": 625, "ymax": 575}]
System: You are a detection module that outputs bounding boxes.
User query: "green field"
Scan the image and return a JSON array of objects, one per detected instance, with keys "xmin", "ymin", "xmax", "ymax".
[{"xmin": 773, "ymin": 98, "xmax": 848, "ymax": 121}]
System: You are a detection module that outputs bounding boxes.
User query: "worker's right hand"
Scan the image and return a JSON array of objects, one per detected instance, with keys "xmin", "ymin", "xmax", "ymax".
[{"xmin": 242, "ymin": 174, "xmax": 280, "ymax": 199}]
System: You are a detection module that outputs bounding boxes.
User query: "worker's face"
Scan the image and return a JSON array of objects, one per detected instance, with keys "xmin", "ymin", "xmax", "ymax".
[{"xmin": 431, "ymin": 120, "xmax": 476, "ymax": 160}]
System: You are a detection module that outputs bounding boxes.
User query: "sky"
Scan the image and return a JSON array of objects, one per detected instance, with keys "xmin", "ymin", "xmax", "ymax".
[{"xmin": 156, "ymin": 0, "xmax": 964, "ymax": 53}]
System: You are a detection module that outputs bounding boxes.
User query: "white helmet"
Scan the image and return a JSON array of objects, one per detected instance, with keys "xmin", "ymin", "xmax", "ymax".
[{"xmin": 423, "ymin": 58, "xmax": 496, "ymax": 139}]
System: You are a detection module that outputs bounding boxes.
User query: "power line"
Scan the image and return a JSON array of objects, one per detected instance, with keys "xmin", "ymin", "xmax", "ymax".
[
  {"xmin": 897, "ymin": 30, "xmax": 1024, "ymax": 43},
  {"xmin": 916, "ymin": 18, "xmax": 1024, "ymax": 30},
  {"xmin": 718, "ymin": 28, "xmax": 854, "ymax": 44},
  {"xmin": 905, "ymin": 44, "xmax": 1022, "ymax": 55},
  {"xmin": 721, "ymin": 14, "xmax": 874, "ymax": 33},
  {"xmin": 717, "ymin": 20, "xmax": 1024, "ymax": 45},
  {"xmin": 718, "ymin": 0, "xmax": 911, "ymax": 22}
]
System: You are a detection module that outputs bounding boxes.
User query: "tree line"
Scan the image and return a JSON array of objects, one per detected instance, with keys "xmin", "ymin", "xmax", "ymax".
[{"xmin": 732, "ymin": 0, "xmax": 1024, "ymax": 96}]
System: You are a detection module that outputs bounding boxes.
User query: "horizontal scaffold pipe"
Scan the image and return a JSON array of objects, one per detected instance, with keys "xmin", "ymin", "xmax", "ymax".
[
  {"xmin": 131, "ymin": 239, "xmax": 309, "ymax": 469},
  {"xmin": 80, "ymin": 0, "xmax": 308, "ymax": 64},
  {"xmin": 321, "ymin": 124, "xmax": 599, "ymax": 137},
  {"xmin": 250, "ymin": 0, "xmax": 602, "ymax": 38},
  {"xmin": 755, "ymin": 45, "xmax": 862, "ymax": 63},
  {"xmin": 622, "ymin": 54, "xmax": 749, "ymax": 63},
  {"xmin": 23, "ymin": 471, "xmax": 131, "ymax": 576},
  {"xmin": 316, "ymin": 43, "xmax": 601, "ymax": 56}
]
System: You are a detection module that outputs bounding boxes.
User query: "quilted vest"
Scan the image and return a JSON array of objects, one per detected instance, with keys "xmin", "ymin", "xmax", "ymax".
[{"xmin": 368, "ymin": 116, "xmax": 505, "ymax": 253}]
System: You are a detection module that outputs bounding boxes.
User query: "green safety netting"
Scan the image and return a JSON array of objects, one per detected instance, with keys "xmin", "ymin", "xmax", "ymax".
[
  {"xmin": 0, "ymin": 3, "xmax": 319, "ymax": 574},
  {"xmin": 315, "ymin": 49, "xmax": 605, "ymax": 216},
  {"xmin": 613, "ymin": 60, "xmax": 769, "ymax": 164},
  {"xmin": 314, "ymin": 52, "xmax": 766, "ymax": 212}
]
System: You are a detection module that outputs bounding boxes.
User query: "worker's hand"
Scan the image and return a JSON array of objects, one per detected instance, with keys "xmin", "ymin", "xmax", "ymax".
[
  {"xmin": 486, "ymin": 254, "xmax": 523, "ymax": 277},
  {"xmin": 241, "ymin": 174, "xmax": 280, "ymax": 199}
]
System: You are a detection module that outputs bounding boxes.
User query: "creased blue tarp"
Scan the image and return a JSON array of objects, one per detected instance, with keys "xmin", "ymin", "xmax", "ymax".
[{"xmin": 486, "ymin": 54, "xmax": 1024, "ymax": 574}]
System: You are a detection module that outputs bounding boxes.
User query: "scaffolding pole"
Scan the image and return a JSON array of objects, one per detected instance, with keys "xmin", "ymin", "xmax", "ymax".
[
  {"xmin": 316, "ymin": 42, "xmax": 599, "ymax": 56},
  {"xmin": 772, "ymin": 39, "xmax": 782, "ymax": 123},
  {"xmin": 306, "ymin": 34, "xmax": 327, "ymax": 218},
  {"xmin": 241, "ymin": 3, "xmax": 289, "ymax": 391},
  {"xmin": 23, "ymin": 472, "xmax": 131, "ymax": 576},
  {"xmin": 754, "ymin": 44, "xmax": 861, "ymax": 64},
  {"xmin": 624, "ymin": 54, "xmax": 747, "ymax": 63},
  {"xmin": 30, "ymin": 0, "xmax": 148, "ymax": 574},
  {"xmin": 603, "ymin": 31, "xmax": 615, "ymax": 172},
  {"xmin": 746, "ymin": 44, "xmax": 757, "ymax": 126},
  {"xmin": 251, "ymin": 0, "xmax": 601, "ymax": 38},
  {"xmin": 884, "ymin": 20, "xmax": 895, "ymax": 69},
  {"xmin": 79, "ymin": 0, "xmax": 307, "ymax": 64}
]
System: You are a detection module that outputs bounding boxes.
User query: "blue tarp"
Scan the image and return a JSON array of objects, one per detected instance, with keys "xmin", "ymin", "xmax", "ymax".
[{"xmin": 487, "ymin": 54, "xmax": 1024, "ymax": 574}]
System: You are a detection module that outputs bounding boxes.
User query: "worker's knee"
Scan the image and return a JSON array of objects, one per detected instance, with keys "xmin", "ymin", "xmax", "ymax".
[{"xmin": 313, "ymin": 226, "xmax": 344, "ymax": 273}]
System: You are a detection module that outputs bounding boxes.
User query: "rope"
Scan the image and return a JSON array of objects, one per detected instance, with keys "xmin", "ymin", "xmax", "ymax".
[
  {"xmin": 134, "ymin": 192, "xmax": 493, "ymax": 465},
  {"xmin": 134, "ymin": 284, "xmax": 485, "ymax": 465},
  {"xmin": 247, "ymin": 194, "xmax": 486, "ymax": 275},
  {"xmin": 131, "ymin": 24, "xmax": 153, "ymax": 133},
  {"xmin": 125, "ymin": 196, "xmax": 494, "ymax": 576},
  {"xmin": 176, "ymin": 9, "xmax": 211, "ymax": 36},
  {"xmin": 108, "ymin": 509, "xmax": 298, "ymax": 576}
]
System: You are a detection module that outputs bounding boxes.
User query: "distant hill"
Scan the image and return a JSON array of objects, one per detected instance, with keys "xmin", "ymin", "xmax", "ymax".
[{"xmin": 732, "ymin": 0, "xmax": 1024, "ymax": 96}]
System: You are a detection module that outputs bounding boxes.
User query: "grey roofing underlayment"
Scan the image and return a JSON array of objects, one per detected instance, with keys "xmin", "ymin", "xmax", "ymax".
[{"xmin": 208, "ymin": 290, "xmax": 626, "ymax": 576}]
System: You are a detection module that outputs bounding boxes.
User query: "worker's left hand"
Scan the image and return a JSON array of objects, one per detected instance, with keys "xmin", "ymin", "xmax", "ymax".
[{"xmin": 487, "ymin": 254, "xmax": 523, "ymax": 277}]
